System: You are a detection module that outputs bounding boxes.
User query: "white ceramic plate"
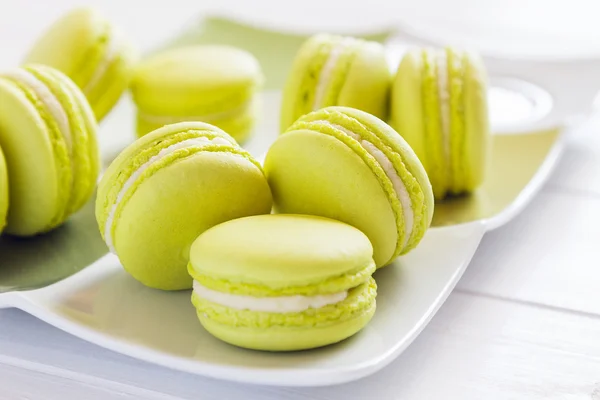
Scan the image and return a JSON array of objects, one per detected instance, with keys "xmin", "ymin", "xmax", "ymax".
[{"xmin": 0, "ymin": 75, "xmax": 570, "ymax": 386}]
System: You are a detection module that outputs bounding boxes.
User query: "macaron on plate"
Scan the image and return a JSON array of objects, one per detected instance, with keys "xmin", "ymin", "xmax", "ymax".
[{"xmin": 0, "ymin": 16, "xmax": 593, "ymax": 387}]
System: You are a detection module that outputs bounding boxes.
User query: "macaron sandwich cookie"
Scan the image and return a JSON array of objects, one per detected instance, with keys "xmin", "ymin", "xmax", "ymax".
[
  {"xmin": 265, "ymin": 106, "xmax": 434, "ymax": 268},
  {"xmin": 280, "ymin": 34, "xmax": 391, "ymax": 131},
  {"xmin": 96, "ymin": 121, "xmax": 273, "ymax": 291},
  {"xmin": 188, "ymin": 214, "xmax": 377, "ymax": 351},
  {"xmin": 24, "ymin": 7, "xmax": 137, "ymax": 121},
  {"xmin": 391, "ymin": 47, "xmax": 490, "ymax": 200},
  {"xmin": 0, "ymin": 148, "xmax": 8, "ymax": 232},
  {"xmin": 0, "ymin": 65, "xmax": 99, "ymax": 236},
  {"xmin": 131, "ymin": 46, "xmax": 263, "ymax": 143}
]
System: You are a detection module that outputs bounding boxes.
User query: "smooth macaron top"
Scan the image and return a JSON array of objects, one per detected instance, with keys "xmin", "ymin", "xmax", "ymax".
[
  {"xmin": 96, "ymin": 121, "xmax": 273, "ymax": 290},
  {"xmin": 188, "ymin": 214, "xmax": 376, "ymax": 295},
  {"xmin": 391, "ymin": 47, "xmax": 489, "ymax": 199},
  {"xmin": 23, "ymin": 7, "xmax": 136, "ymax": 121},
  {"xmin": 0, "ymin": 147, "xmax": 8, "ymax": 232},
  {"xmin": 0, "ymin": 64, "xmax": 99, "ymax": 236},
  {"xmin": 280, "ymin": 34, "xmax": 391, "ymax": 131},
  {"xmin": 265, "ymin": 106, "xmax": 433, "ymax": 267},
  {"xmin": 131, "ymin": 46, "xmax": 263, "ymax": 116},
  {"xmin": 96, "ymin": 121, "xmax": 257, "ymax": 250}
]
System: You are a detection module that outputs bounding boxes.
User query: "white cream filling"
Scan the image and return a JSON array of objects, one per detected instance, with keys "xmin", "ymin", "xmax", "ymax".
[
  {"xmin": 313, "ymin": 120, "xmax": 414, "ymax": 246},
  {"xmin": 437, "ymin": 51, "xmax": 451, "ymax": 169},
  {"xmin": 138, "ymin": 99, "xmax": 254, "ymax": 126},
  {"xmin": 312, "ymin": 38, "xmax": 357, "ymax": 110},
  {"xmin": 104, "ymin": 136, "xmax": 231, "ymax": 253},
  {"xmin": 83, "ymin": 28, "xmax": 119, "ymax": 94},
  {"xmin": 5, "ymin": 69, "xmax": 72, "ymax": 151},
  {"xmin": 193, "ymin": 280, "xmax": 348, "ymax": 313}
]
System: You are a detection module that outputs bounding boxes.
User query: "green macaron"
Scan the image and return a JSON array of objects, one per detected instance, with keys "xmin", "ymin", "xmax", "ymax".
[
  {"xmin": 0, "ymin": 64, "xmax": 99, "ymax": 236},
  {"xmin": 264, "ymin": 106, "xmax": 434, "ymax": 268},
  {"xmin": 96, "ymin": 121, "xmax": 273, "ymax": 291},
  {"xmin": 131, "ymin": 45, "xmax": 263, "ymax": 143},
  {"xmin": 0, "ymin": 147, "xmax": 8, "ymax": 233},
  {"xmin": 280, "ymin": 34, "xmax": 391, "ymax": 132},
  {"xmin": 188, "ymin": 214, "xmax": 377, "ymax": 351},
  {"xmin": 24, "ymin": 7, "xmax": 138, "ymax": 121},
  {"xmin": 391, "ymin": 47, "xmax": 490, "ymax": 200}
]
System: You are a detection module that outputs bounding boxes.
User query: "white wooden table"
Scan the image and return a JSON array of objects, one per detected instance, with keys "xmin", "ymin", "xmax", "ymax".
[{"xmin": 1, "ymin": 1, "xmax": 600, "ymax": 398}]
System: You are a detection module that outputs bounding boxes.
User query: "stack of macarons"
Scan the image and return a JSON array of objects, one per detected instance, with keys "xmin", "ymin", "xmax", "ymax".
[
  {"xmin": 2, "ymin": 7, "xmax": 493, "ymax": 353},
  {"xmin": 96, "ymin": 105, "xmax": 434, "ymax": 351},
  {"xmin": 181, "ymin": 34, "xmax": 491, "ymax": 350}
]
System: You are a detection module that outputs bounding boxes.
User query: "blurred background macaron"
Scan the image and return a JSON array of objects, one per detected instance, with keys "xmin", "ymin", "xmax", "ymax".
[
  {"xmin": 0, "ymin": 64, "xmax": 100, "ymax": 236},
  {"xmin": 23, "ymin": 7, "xmax": 138, "ymax": 122},
  {"xmin": 280, "ymin": 34, "xmax": 391, "ymax": 132},
  {"xmin": 96, "ymin": 121, "xmax": 273, "ymax": 291},
  {"xmin": 131, "ymin": 45, "xmax": 264, "ymax": 144},
  {"xmin": 188, "ymin": 214, "xmax": 377, "ymax": 351},
  {"xmin": 391, "ymin": 46, "xmax": 490, "ymax": 200}
]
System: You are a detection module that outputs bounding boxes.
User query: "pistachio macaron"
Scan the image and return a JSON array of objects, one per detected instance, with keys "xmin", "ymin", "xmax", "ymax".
[
  {"xmin": 0, "ymin": 64, "xmax": 99, "ymax": 236},
  {"xmin": 189, "ymin": 214, "xmax": 377, "ymax": 351},
  {"xmin": 24, "ymin": 7, "xmax": 137, "ymax": 121},
  {"xmin": 131, "ymin": 46, "xmax": 263, "ymax": 143},
  {"xmin": 96, "ymin": 121, "xmax": 273, "ymax": 291},
  {"xmin": 0, "ymin": 147, "xmax": 8, "ymax": 233},
  {"xmin": 280, "ymin": 34, "xmax": 391, "ymax": 131},
  {"xmin": 391, "ymin": 47, "xmax": 490, "ymax": 200},
  {"xmin": 265, "ymin": 106, "xmax": 434, "ymax": 268}
]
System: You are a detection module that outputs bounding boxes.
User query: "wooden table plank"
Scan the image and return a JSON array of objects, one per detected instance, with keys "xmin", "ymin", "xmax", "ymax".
[
  {"xmin": 458, "ymin": 189, "xmax": 600, "ymax": 316},
  {"xmin": 547, "ymin": 116, "xmax": 600, "ymax": 196}
]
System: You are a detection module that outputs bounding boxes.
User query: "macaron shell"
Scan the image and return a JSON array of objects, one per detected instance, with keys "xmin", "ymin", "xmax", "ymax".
[
  {"xmin": 318, "ymin": 42, "xmax": 357, "ymax": 109},
  {"xmin": 462, "ymin": 51, "xmax": 490, "ymax": 192},
  {"xmin": 319, "ymin": 106, "xmax": 434, "ymax": 249},
  {"xmin": 336, "ymin": 41, "xmax": 391, "ymax": 121},
  {"xmin": 264, "ymin": 130, "xmax": 398, "ymax": 267},
  {"xmin": 84, "ymin": 37, "xmax": 138, "ymax": 121},
  {"xmin": 28, "ymin": 65, "xmax": 100, "ymax": 216},
  {"xmin": 421, "ymin": 49, "xmax": 449, "ymax": 200},
  {"xmin": 280, "ymin": 35, "xmax": 391, "ymax": 132},
  {"xmin": 189, "ymin": 214, "xmax": 374, "ymax": 289},
  {"xmin": 135, "ymin": 97, "xmax": 259, "ymax": 142},
  {"xmin": 96, "ymin": 121, "xmax": 237, "ymax": 222},
  {"xmin": 0, "ymin": 78, "xmax": 68, "ymax": 235},
  {"xmin": 24, "ymin": 8, "xmax": 135, "ymax": 121},
  {"xmin": 0, "ymin": 147, "xmax": 8, "ymax": 232},
  {"xmin": 199, "ymin": 308, "xmax": 375, "ymax": 351},
  {"xmin": 392, "ymin": 48, "xmax": 490, "ymax": 199},
  {"xmin": 23, "ymin": 8, "xmax": 105, "ymax": 81},
  {"xmin": 391, "ymin": 49, "xmax": 449, "ymax": 199},
  {"xmin": 113, "ymin": 151, "xmax": 273, "ymax": 290},
  {"xmin": 279, "ymin": 35, "xmax": 330, "ymax": 132},
  {"xmin": 390, "ymin": 50, "xmax": 425, "ymax": 164},
  {"xmin": 131, "ymin": 46, "xmax": 262, "ymax": 114},
  {"xmin": 195, "ymin": 278, "xmax": 376, "ymax": 351}
]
